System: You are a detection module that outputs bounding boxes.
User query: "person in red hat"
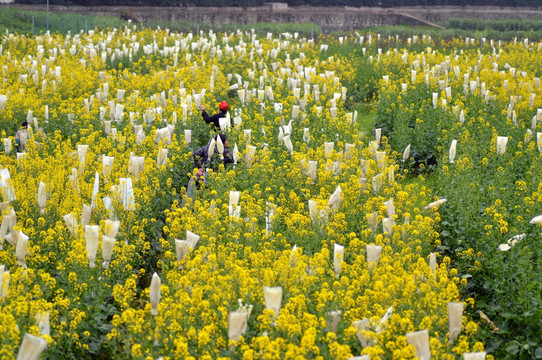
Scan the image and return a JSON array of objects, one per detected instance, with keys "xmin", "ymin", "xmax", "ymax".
[{"xmin": 200, "ymin": 101, "xmax": 229, "ymax": 131}]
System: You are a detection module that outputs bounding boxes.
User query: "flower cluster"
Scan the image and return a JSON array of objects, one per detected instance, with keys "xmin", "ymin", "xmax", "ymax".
[
  {"xmin": 0, "ymin": 28, "xmax": 484, "ymax": 359},
  {"xmin": 375, "ymin": 35, "xmax": 542, "ymax": 358}
]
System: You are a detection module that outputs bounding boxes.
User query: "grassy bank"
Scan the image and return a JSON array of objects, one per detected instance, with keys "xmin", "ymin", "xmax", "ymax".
[
  {"xmin": 340, "ymin": 17, "xmax": 542, "ymax": 41},
  {"xmin": 0, "ymin": 7, "xmax": 124, "ymax": 34},
  {"xmin": 0, "ymin": 7, "xmax": 321, "ymax": 37}
]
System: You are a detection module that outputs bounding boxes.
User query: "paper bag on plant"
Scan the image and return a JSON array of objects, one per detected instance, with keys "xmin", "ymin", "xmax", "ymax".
[
  {"xmin": 327, "ymin": 310, "xmax": 342, "ymax": 333},
  {"xmin": 406, "ymin": 329, "xmax": 431, "ymax": 360},
  {"xmin": 366, "ymin": 244, "xmax": 382, "ymax": 270},
  {"xmin": 245, "ymin": 145, "xmax": 256, "ymax": 168},
  {"xmin": 102, "ymin": 235, "xmax": 116, "ymax": 268},
  {"xmin": 36, "ymin": 311, "xmax": 50, "ymax": 336},
  {"xmin": 448, "ymin": 302, "xmax": 464, "ymax": 345},
  {"xmin": 263, "ymin": 286, "xmax": 282, "ymax": 320},
  {"xmin": 63, "ymin": 213, "xmax": 78, "ymax": 237},
  {"xmin": 157, "ymin": 148, "xmax": 168, "ymax": 166},
  {"xmin": 16, "ymin": 231, "xmax": 29, "ymax": 267},
  {"xmin": 307, "ymin": 161, "xmax": 317, "ymax": 182},
  {"xmin": 333, "ymin": 243, "xmax": 344, "ymax": 278},
  {"xmin": 150, "ymin": 272, "xmax": 161, "ymax": 316},
  {"xmin": 352, "ymin": 318, "xmax": 370, "ymax": 348},
  {"xmin": 16, "ymin": 333, "xmax": 47, "ymax": 360},
  {"xmin": 0, "ymin": 265, "xmax": 9, "ymax": 298},
  {"xmin": 329, "ymin": 185, "xmax": 342, "ymax": 213},
  {"xmin": 463, "ymin": 352, "xmax": 486, "ymax": 360},
  {"xmin": 324, "ymin": 142, "xmax": 334, "ymax": 158},
  {"xmin": 85, "ymin": 225, "xmax": 100, "ymax": 268}
]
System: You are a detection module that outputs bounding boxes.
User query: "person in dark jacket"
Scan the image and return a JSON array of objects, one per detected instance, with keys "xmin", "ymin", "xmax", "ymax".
[
  {"xmin": 200, "ymin": 101, "xmax": 229, "ymax": 130},
  {"xmin": 193, "ymin": 134, "xmax": 234, "ymax": 179},
  {"xmin": 15, "ymin": 121, "xmax": 28, "ymax": 152}
]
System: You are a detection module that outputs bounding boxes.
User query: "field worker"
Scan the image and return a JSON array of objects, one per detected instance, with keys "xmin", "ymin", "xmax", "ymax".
[
  {"xmin": 199, "ymin": 100, "xmax": 229, "ymax": 131},
  {"xmin": 193, "ymin": 134, "xmax": 234, "ymax": 186},
  {"xmin": 15, "ymin": 121, "xmax": 28, "ymax": 152}
]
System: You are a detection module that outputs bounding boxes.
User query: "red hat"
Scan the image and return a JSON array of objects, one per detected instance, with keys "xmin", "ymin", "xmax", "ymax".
[{"xmin": 219, "ymin": 101, "xmax": 229, "ymax": 111}]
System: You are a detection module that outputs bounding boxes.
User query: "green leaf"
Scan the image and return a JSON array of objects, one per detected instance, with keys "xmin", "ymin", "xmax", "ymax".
[
  {"xmin": 501, "ymin": 311, "xmax": 514, "ymax": 319},
  {"xmin": 534, "ymin": 347, "xmax": 542, "ymax": 359},
  {"xmin": 506, "ymin": 341, "xmax": 520, "ymax": 355}
]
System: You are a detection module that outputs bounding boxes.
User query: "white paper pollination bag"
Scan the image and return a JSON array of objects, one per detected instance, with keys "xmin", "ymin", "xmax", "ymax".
[
  {"xmin": 175, "ymin": 230, "xmax": 200, "ymax": 262},
  {"xmin": 449, "ymin": 139, "xmax": 457, "ymax": 163},
  {"xmin": 228, "ymin": 311, "xmax": 247, "ymax": 343},
  {"xmin": 174, "ymin": 238, "xmax": 190, "ymax": 265},
  {"xmin": 0, "ymin": 208, "xmax": 17, "ymax": 249},
  {"xmin": 283, "ymin": 135, "xmax": 293, "ymax": 153},
  {"xmin": 463, "ymin": 352, "xmax": 487, "ymax": 360},
  {"xmin": 448, "ymin": 302, "xmax": 464, "ymax": 344},
  {"xmin": 63, "ymin": 213, "xmax": 78, "ymax": 237},
  {"xmin": 382, "ymin": 218, "xmax": 393, "ymax": 236},
  {"xmin": 263, "ymin": 286, "xmax": 282, "ymax": 320},
  {"xmin": 329, "ymin": 185, "xmax": 342, "ymax": 212},
  {"xmin": 307, "ymin": 160, "xmax": 317, "ymax": 182},
  {"xmin": 372, "ymin": 173, "xmax": 383, "ymax": 193},
  {"xmin": 406, "ymin": 329, "xmax": 431, "ymax": 360},
  {"xmin": 229, "ymin": 191, "xmax": 241, "ymax": 218},
  {"xmin": 77, "ymin": 144, "xmax": 88, "ymax": 168},
  {"xmin": 90, "ymin": 172, "xmax": 100, "ymax": 209},
  {"xmin": 184, "ymin": 129, "xmax": 191, "ymax": 146},
  {"xmin": 103, "ymin": 219, "xmax": 120, "ymax": 239},
  {"xmin": 103, "ymin": 155, "xmax": 114, "ymax": 180},
  {"xmin": 0, "ymin": 265, "xmax": 8, "ymax": 299},
  {"xmin": 228, "ymin": 300, "xmax": 253, "ymax": 344},
  {"xmin": 352, "ymin": 318, "xmax": 370, "ymax": 348},
  {"xmin": 186, "ymin": 230, "xmax": 200, "ymax": 249},
  {"xmin": 308, "ymin": 199, "xmax": 317, "ymax": 225},
  {"xmin": 129, "ymin": 155, "xmax": 145, "ymax": 178},
  {"xmin": 0, "ymin": 168, "xmax": 16, "ymax": 203},
  {"xmin": 157, "ymin": 148, "xmax": 168, "ymax": 166},
  {"xmin": 15, "ymin": 230, "xmax": 29, "ymax": 267},
  {"xmin": 402, "ymin": 144, "xmax": 411, "ymax": 162},
  {"xmin": 348, "ymin": 355, "xmax": 370, "ymax": 360},
  {"xmin": 265, "ymin": 202, "xmax": 277, "ymax": 235},
  {"xmin": 36, "ymin": 311, "xmax": 50, "ymax": 336},
  {"xmin": 216, "ymin": 135, "xmax": 224, "ymax": 155},
  {"xmin": 383, "ymin": 198, "xmax": 395, "ymax": 220},
  {"xmin": 344, "ymin": 143, "xmax": 355, "ymax": 161},
  {"xmin": 80, "ymin": 203, "xmax": 91, "ymax": 227},
  {"xmin": 219, "ymin": 115, "xmax": 231, "ymax": 131},
  {"xmin": 243, "ymin": 129, "xmax": 251, "ymax": 143},
  {"xmin": 333, "ymin": 243, "xmax": 344, "ymax": 278},
  {"xmin": 232, "ymin": 144, "xmax": 239, "ymax": 164},
  {"xmin": 374, "ymin": 305, "xmax": 393, "ymax": 334},
  {"xmin": 150, "ymin": 272, "xmax": 161, "ymax": 316},
  {"xmin": 154, "ymin": 127, "xmax": 172, "ymax": 145},
  {"xmin": 366, "ymin": 244, "xmax": 382, "ymax": 270},
  {"xmin": 324, "ymin": 142, "xmax": 334, "ymax": 158},
  {"xmin": 119, "ymin": 178, "xmax": 135, "ymax": 211},
  {"xmin": 366, "ymin": 211, "xmax": 377, "ymax": 233},
  {"xmin": 85, "ymin": 225, "xmax": 100, "ymax": 268},
  {"xmin": 16, "ymin": 333, "xmax": 47, "ymax": 360},
  {"xmin": 327, "ymin": 310, "xmax": 342, "ymax": 333},
  {"xmin": 4, "ymin": 138, "xmax": 11, "ymax": 155},
  {"xmin": 245, "ymin": 145, "xmax": 256, "ymax": 168},
  {"xmin": 303, "ymin": 128, "xmax": 310, "ymax": 143},
  {"xmin": 496, "ymin": 136, "xmax": 508, "ymax": 155},
  {"xmin": 102, "ymin": 235, "xmax": 116, "ymax": 269}
]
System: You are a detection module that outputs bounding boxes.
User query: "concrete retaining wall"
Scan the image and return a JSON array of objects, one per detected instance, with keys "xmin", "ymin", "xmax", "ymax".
[{"xmin": 12, "ymin": 4, "xmax": 542, "ymax": 33}]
